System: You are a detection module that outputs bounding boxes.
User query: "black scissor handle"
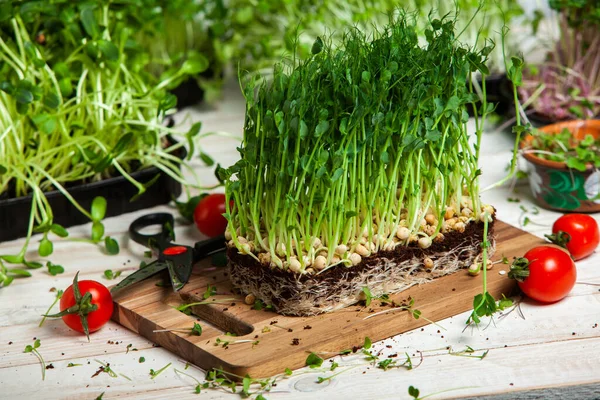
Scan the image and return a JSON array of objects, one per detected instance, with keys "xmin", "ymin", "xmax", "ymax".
[
  {"xmin": 129, "ymin": 212, "xmax": 175, "ymax": 250},
  {"xmin": 193, "ymin": 234, "xmax": 227, "ymax": 261}
]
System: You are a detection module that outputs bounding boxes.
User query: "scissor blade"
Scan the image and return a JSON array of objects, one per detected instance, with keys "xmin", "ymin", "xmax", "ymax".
[
  {"xmin": 166, "ymin": 260, "xmax": 186, "ymax": 292},
  {"xmin": 110, "ymin": 260, "xmax": 168, "ymax": 294}
]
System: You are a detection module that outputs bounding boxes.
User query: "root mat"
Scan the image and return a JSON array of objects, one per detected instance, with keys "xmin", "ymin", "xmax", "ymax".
[{"xmin": 112, "ymin": 220, "xmax": 540, "ymax": 378}]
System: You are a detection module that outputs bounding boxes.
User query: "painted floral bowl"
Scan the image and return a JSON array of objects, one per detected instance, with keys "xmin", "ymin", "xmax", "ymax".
[{"xmin": 520, "ymin": 120, "xmax": 600, "ymax": 213}]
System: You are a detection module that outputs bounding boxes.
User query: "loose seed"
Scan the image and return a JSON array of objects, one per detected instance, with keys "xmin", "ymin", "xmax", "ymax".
[
  {"xmin": 312, "ymin": 238, "xmax": 322, "ymax": 248},
  {"xmin": 444, "ymin": 207, "xmax": 455, "ymax": 220},
  {"xmin": 486, "ymin": 259, "xmax": 494, "ymax": 270},
  {"xmin": 244, "ymin": 294, "xmax": 256, "ymax": 305},
  {"xmin": 224, "ymin": 229, "xmax": 232, "ymax": 240},
  {"xmin": 238, "ymin": 236, "xmax": 248, "ymax": 244},
  {"xmin": 434, "ymin": 233, "xmax": 445, "ymax": 242},
  {"xmin": 423, "ymin": 257, "xmax": 434, "ymax": 270},
  {"xmin": 468, "ymin": 263, "xmax": 481, "ymax": 276},
  {"xmin": 455, "ymin": 222, "xmax": 466, "ymax": 233}
]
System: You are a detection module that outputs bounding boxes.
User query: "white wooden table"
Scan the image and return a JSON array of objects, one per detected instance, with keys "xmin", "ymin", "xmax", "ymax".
[{"xmin": 1, "ymin": 81, "xmax": 599, "ymax": 400}]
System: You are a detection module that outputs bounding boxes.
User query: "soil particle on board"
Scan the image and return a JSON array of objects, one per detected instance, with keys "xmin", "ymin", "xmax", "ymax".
[
  {"xmin": 291, "ymin": 338, "xmax": 300, "ymax": 346},
  {"xmin": 45, "ymin": 364, "xmax": 54, "ymax": 369},
  {"xmin": 304, "ymin": 325, "xmax": 312, "ymax": 330},
  {"xmin": 8, "ymin": 342, "xmax": 12, "ymax": 345}
]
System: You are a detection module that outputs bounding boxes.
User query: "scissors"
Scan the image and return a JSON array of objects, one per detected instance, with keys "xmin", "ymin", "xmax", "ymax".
[{"xmin": 111, "ymin": 213, "xmax": 225, "ymax": 294}]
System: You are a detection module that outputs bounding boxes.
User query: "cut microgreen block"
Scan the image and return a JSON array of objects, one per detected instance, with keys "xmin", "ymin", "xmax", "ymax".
[{"xmin": 223, "ymin": 11, "xmax": 496, "ymax": 274}]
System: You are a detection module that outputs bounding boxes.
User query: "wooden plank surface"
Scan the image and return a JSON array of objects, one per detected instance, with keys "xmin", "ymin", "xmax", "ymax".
[
  {"xmin": 111, "ymin": 220, "xmax": 537, "ymax": 378},
  {"xmin": 2, "ymin": 80, "xmax": 600, "ymax": 399}
]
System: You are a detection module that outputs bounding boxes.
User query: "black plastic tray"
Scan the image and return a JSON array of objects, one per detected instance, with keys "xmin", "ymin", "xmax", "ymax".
[
  {"xmin": 0, "ymin": 145, "xmax": 186, "ymax": 243},
  {"xmin": 171, "ymin": 77, "xmax": 205, "ymax": 109}
]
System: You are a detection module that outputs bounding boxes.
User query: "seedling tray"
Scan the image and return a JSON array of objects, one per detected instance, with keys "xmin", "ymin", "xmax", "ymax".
[{"xmin": 0, "ymin": 146, "xmax": 186, "ymax": 243}]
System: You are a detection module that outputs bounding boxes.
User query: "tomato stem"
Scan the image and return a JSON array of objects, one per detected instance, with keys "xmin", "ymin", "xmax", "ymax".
[{"xmin": 507, "ymin": 257, "xmax": 531, "ymax": 282}]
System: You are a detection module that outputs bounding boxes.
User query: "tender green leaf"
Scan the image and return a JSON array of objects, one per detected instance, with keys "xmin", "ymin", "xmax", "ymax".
[
  {"xmin": 46, "ymin": 262, "xmax": 65, "ymax": 276},
  {"xmin": 181, "ymin": 53, "xmax": 209, "ymax": 75},
  {"xmin": 306, "ymin": 353, "xmax": 324, "ymax": 368},
  {"xmin": 315, "ymin": 120, "xmax": 329, "ymax": 137},
  {"xmin": 97, "ymin": 39, "xmax": 119, "ymax": 61},
  {"xmin": 112, "ymin": 133, "xmax": 133, "ymax": 155},
  {"xmin": 50, "ymin": 224, "xmax": 69, "ymax": 238},
  {"xmin": 1, "ymin": 254, "xmax": 23, "ymax": 264},
  {"xmin": 24, "ymin": 260, "xmax": 43, "ymax": 269},
  {"xmin": 32, "ymin": 113, "xmax": 57, "ymax": 135},
  {"xmin": 331, "ymin": 168, "xmax": 344, "ymax": 182},
  {"xmin": 80, "ymin": 6, "xmax": 100, "ymax": 38},
  {"xmin": 105, "ymin": 237, "xmax": 120, "ymax": 255},
  {"xmin": 15, "ymin": 87, "xmax": 34, "ymax": 104},
  {"xmin": 91, "ymin": 196, "xmax": 107, "ymax": 221},
  {"xmin": 43, "ymin": 92, "xmax": 60, "ymax": 109},
  {"xmin": 363, "ymin": 336, "xmax": 372, "ymax": 350},
  {"xmin": 39, "ymin": 238, "xmax": 53, "ymax": 257},
  {"xmin": 311, "ymin": 37, "xmax": 323, "ymax": 54},
  {"xmin": 91, "ymin": 221, "xmax": 104, "ymax": 242},
  {"xmin": 8, "ymin": 269, "xmax": 32, "ymax": 277}
]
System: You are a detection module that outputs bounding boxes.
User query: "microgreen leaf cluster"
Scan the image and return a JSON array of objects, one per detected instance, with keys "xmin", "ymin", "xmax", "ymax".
[
  {"xmin": 520, "ymin": 1, "xmax": 600, "ymax": 119},
  {"xmin": 0, "ymin": 1, "xmax": 209, "ymax": 285},
  {"xmin": 224, "ymin": 12, "xmax": 493, "ymax": 273},
  {"xmin": 23, "ymin": 339, "xmax": 45, "ymax": 380},
  {"xmin": 209, "ymin": 0, "xmax": 526, "ymax": 75},
  {"xmin": 527, "ymin": 128, "xmax": 600, "ymax": 171}
]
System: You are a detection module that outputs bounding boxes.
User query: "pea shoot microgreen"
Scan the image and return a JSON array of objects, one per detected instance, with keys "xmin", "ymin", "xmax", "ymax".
[
  {"xmin": 46, "ymin": 262, "xmax": 65, "ymax": 276},
  {"xmin": 23, "ymin": 339, "xmax": 45, "ymax": 380},
  {"xmin": 305, "ymin": 353, "xmax": 324, "ymax": 369},
  {"xmin": 125, "ymin": 344, "xmax": 138, "ymax": 354},
  {"xmin": 175, "ymin": 298, "xmax": 234, "ymax": 315},
  {"xmin": 39, "ymin": 289, "xmax": 63, "ymax": 327},
  {"xmin": 153, "ymin": 322, "xmax": 203, "ymax": 336},
  {"xmin": 0, "ymin": 2, "xmax": 212, "ymax": 285},
  {"xmin": 150, "ymin": 362, "xmax": 172, "ymax": 379},
  {"xmin": 93, "ymin": 360, "xmax": 131, "ymax": 381},
  {"xmin": 103, "ymin": 269, "xmax": 122, "ymax": 280},
  {"xmin": 377, "ymin": 353, "xmax": 415, "ymax": 371},
  {"xmin": 449, "ymin": 346, "xmax": 489, "ymax": 360},
  {"xmin": 203, "ymin": 284, "xmax": 217, "ymax": 299}
]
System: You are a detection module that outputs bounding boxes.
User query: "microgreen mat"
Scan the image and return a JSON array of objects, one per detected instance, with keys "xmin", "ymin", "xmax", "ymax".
[{"xmin": 223, "ymin": 12, "xmax": 495, "ymax": 273}]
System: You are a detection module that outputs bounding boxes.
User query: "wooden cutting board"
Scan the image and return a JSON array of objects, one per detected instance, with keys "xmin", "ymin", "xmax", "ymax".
[{"xmin": 111, "ymin": 220, "xmax": 541, "ymax": 378}]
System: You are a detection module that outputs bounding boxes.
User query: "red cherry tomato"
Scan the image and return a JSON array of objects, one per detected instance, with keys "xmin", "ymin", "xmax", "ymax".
[
  {"xmin": 193, "ymin": 193, "xmax": 229, "ymax": 237},
  {"xmin": 60, "ymin": 280, "xmax": 113, "ymax": 334},
  {"xmin": 512, "ymin": 246, "xmax": 576, "ymax": 303},
  {"xmin": 549, "ymin": 214, "xmax": 599, "ymax": 261}
]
